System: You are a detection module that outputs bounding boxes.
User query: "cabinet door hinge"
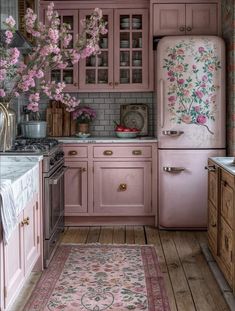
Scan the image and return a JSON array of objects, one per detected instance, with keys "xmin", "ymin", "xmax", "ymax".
[
  {"xmin": 4, "ymin": 286, "xmax": 7, "ymax": 298},
  {"xmin": 37, "ymin": 236, "xmax": 40, "ymax": 244}
]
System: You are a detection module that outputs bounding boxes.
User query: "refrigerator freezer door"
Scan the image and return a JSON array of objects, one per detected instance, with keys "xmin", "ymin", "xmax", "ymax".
[
  {"xmin": 158, "ymin": 149, "xmax": 225, "ymax": 228},
  {"xmin": 157, "ymin": 36, "xmax": 225, "ymax": 149}
]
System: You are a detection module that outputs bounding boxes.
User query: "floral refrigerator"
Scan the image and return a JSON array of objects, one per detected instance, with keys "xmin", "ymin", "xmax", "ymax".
[{"xmin": 156, "ymin": 36, "xmax": 225, "ymax": 228}]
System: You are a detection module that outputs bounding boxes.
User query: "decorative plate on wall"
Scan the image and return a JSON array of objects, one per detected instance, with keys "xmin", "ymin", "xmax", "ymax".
[{"xmin": 120, "ymin": 104, "xmax": 148, "ymax": 136}]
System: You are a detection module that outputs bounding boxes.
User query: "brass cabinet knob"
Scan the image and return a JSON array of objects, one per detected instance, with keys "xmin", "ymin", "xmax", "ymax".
[
  {"xmin": 115, "ymin": 82, "xmax": 119, "ymax": 86},
  {"xmin": 132, "ymin": 150, "xmax": 142, "ymax": 156},
  {"xmin": 81, "ymin": 167, "xmax": 86, "ymax": 172},
  {"xmin": 119, "ymin": 183, "xmax": 127, "ymax": 191},
  {"xmin": 69, "ymin": 150, "xmax": 78, "ymax": 156},
  {"xmin": 109, "ymin": 82, "xmax": 113, "ymax": 86},
  {"xmin": 179, "ymin": 26, "xmax": 185, "ymax": 32},
  {"xmin": 21, "ymin": 217, "xmax": 30, "ymax": 226},
  {"xmin": 211, "ymin": 222, "xmax": 216, "ymax": 228},
  {"xmin": 103, "ymin": 150, "xmax": 113, "ymax": 156},
  {"xmin": 73, "ymin": 82, "xmax": 78, "ymax": 86},
  {"xmin": 186, "ymin": 26, "xmax": 192, "ymax": 32}
]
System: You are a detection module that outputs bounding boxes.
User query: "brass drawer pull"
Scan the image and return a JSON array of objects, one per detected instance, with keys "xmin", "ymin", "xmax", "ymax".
[
  {"xmin": 119, "ymin": 183, "xmax": 127, "ymax": 191},
  {"xmin": 211, "ymin": 222, "xmax": 216, "ymax": 228},
  {"xmin": 81, "ymin": 167, "xmax": 86, "ymax": 172},
  {"xmin": 132, "ymin": 150, "xmax": 142, "ymax": 156},
  {"xmin": 179, "ymin": 26, "xmax": 185, "ymax": 32},
  {"xmin": 103, "ymin": 150, "xmax": 113, "ymax": 156},
  {"xmin": 69, "ymin": 150, "xmax": 78, "ymax": 156},
  {"xmin": 205, "ymin": 165, "xmax": 216, "ymax": 172},
  {"xmin": 186, "ymin": 26, "xmax": 192, "ymax": 32}
]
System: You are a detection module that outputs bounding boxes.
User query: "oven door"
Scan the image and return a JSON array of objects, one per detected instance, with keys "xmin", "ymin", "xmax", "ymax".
[{"xmin": 44, "ymin": 165, "xmax": 67, "ymax": 239}]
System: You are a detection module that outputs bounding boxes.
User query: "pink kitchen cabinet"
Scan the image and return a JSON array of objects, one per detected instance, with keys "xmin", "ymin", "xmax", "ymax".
[
  {"xmin": 64, "ymin": 161, "xmax": 88, "ymax": 215},
  {"xmin": 94, "ymin": 161, "xmax": 152, "ymax": 215},
  {"xmin": 62, "ymin": 143, "xmax": 157, "ymax": 226},
  {"xmin": 2, "ymin": 194, "xmax": 41, "ymax": 310},
  {"xmin": 79, "ymin": 8, "xmax": 150, "ymax": 91},
  {"xmin": 153, "ymin": 2, "xmax": 220, "ymax": 36}
]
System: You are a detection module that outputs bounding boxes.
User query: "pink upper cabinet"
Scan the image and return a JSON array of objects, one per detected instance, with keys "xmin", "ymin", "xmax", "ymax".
[
  {"xmin": 157, "ymin": 36, "xmax": 225, "ymax": 149},
  {"xmin": 153, "ymin": 3, "xmax": 219, "ymax": 36}
]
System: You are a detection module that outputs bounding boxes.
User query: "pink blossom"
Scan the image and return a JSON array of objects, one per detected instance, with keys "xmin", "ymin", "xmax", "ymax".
[
  {"xmin": 36, "ymin": 70, "xmax": 44, "ymax": 79},
  {"xmin": 168, "ymin": 71, "xmax": 174, "ymax": 76},
  {"xmin": 5, "ymin": 16, "xmax": 16, "ymax": 28},
  {"xmin": 27, "ymin": 102, "xmax": 39, "ymax": 112},
  {"xmin": 196, "ymin": 115, "xmax": 207, "ymax": 124},
  {"xmin": 0, "ymin": 69, "xmax": 6, "ymax": 81},
  {"xmin": 208, "ymin": 64, "xmax": 215, "ymax": 72},
  {"xmin": 15, "ymin": 92, "xmax": 19, "ymax": 97},
  {"xmin": 63, "ymin": 34, "xmax": 72, "ymax": 48},
  {"xmin": 194, "ymin": 106, "xmax": 200, "ymax": 112},
  {"xmin": 201, "ymin": 83, "xmax": 206, "ymax": 88},
  {"xmin": 9, "ymin": 48, "xmax": 20, "ymax": 65},
  {"xmin": 170, "ymin": 77, "xmax": 175, "ymax": 82},
  {"xmin": 183, "ymin": 90, "xmax": 190, "ymax": 97},
  {"xmin": 181, "ymin": 114, "xmax": 192, "ymax": 124},
  {"xmin": 175, "ymin": 64, "xmax": 184, "ymax": 72},
  {"xmin": 202, "ymin": 75, "xmax": 208, "ymax": 82},
  {"xmin": 178, "ymin": 79, "xmax": 185, "ymax": 84},
  {"xmin": 5, "ymin": 30, "xmax": 13, "ymax": 44},
  {"xmin": 192, "ymin": 64, "xmax": 197, "ymax": 70},
  {"xmin": 198, "ymin": 47, "xmax": 205, "ymax": 53},
  {"xmin": 176, "ymin": 49, "xmax": 184, "ymax": 55},
  {"xmin": 168, "ymin": 96, "xmax": 176, "ymax": 102},
  {"xmin": 195, "ymin": 90, "xmax": 203, "ymax": 99},
  {"xmin": 0, "ymin": 89, "xmax": 6, "ymax": 97},
  {"xmin": 48, "ymin": 28, "xmax": 59, "ymax": 44},
  {"xmin": 29, "ymin": 93, "xmax": 40, "ymax": 102}
]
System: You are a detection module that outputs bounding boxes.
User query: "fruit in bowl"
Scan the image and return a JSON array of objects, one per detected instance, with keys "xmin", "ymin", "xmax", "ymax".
[{"xmin": 114, "ymin": 121, "xmax": 140, "ymax": 138}]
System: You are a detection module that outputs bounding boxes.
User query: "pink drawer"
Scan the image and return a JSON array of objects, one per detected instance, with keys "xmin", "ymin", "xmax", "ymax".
[
  {"xmin": 63, "ymin": 146, "xmax": 88, "ymax": 158},
  {"xmin": 93, "ymin": 146, "xmax": 152, "ymax": 158}
]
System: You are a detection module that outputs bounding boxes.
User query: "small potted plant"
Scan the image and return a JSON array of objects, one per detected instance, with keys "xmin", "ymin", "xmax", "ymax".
[{"xmin": 72, "ymin": 106, "xmax": 96, "ymax": 135}]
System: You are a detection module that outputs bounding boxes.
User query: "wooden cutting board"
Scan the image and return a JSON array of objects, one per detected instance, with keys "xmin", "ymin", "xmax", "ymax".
[{"xmin": 46, "ymin": 100, "xmax": 77, "ymax": 136}]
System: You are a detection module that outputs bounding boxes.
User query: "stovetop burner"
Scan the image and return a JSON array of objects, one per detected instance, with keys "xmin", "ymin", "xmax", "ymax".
[{"xmin": 14, "ymin": 138, "xmax": 59, "ymax": 153}]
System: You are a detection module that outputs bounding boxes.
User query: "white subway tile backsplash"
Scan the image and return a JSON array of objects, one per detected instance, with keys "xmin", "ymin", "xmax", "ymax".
[{"xmin": 18, "ymin": 92, "xmax": 154, "ymax": 136}]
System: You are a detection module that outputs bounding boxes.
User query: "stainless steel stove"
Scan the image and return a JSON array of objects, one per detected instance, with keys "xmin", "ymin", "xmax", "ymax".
[{"xmin": 10, "ymin": 138, "xmax": 66, "ymax": 267}]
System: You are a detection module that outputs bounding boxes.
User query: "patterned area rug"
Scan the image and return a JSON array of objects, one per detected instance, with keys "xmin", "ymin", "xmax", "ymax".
[{"xmin": 25, "ymin": 245, "xmax": 170, "ymax": 311}]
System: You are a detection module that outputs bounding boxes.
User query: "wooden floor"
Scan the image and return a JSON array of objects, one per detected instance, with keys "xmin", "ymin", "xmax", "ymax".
[{"xmin": 11, "ymin": 226, "xmax": 230, "ymax": 311}]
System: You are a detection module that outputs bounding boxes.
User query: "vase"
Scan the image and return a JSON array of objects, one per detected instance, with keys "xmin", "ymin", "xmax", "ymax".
[
  {"xmin": 0, "ymin": 102, "xmax": 17, "ymax": 152},
  {"xmin": 78, "ymin": 123, "xmax": 89, "ymax": 134}
]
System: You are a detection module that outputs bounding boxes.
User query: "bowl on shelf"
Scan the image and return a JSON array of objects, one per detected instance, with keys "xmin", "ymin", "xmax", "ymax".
[
  {"xmin": 121, "ymin": 18, "xmax": 130, "ymax": 23},
  {"xmin": 120, "ymin": 61, "xmax": 128, "ymax": 66},
  {"xmin": 121, "ymin": 23, "xmax": 130, "ymax": 29},
  {"xmin": 132, "ymin": 18, "xmax": 141, "ymax": 23},
  {"xmin": 115, "ymin": 131, "xmax": 139, "ymax": 138},
  {"xmin": 133, "ymin": 59, "xmax": 142, "ymax": 66},
  {"xmin": 120, "ymin": 40, "xmax": 129, "ymax": 48},
  {"xmin": 132, "ymin": 22, "xmax": 141, "ymax": 29}
]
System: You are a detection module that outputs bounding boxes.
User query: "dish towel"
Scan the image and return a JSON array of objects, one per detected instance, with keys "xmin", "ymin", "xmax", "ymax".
[{"xmin": 0, "ymin": 179, "xmax": 17, "ymax": 244}]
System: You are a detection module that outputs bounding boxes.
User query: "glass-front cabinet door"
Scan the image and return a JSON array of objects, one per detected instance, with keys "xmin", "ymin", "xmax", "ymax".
[
  {"xmin": 50, "ymin": 10, "xmax": 79, "ymax": 92},
  {"xmin": 114, "ymin": 9, "xmax": 149, "ymax": 90},
  {"xmin": 79, "ymin": 9, "xmax": 113, "ymax": 90}
]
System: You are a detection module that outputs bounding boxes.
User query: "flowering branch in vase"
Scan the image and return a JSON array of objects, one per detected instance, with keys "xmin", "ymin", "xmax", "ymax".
[{"xmin": 0, "ymin": 2, "xmax": 107, "ymax": 112}]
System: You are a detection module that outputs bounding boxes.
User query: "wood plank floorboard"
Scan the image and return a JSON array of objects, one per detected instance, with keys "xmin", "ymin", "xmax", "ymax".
[{"xmin": 9, "ymin": 226, "xmax": 230, "ymax": 311}]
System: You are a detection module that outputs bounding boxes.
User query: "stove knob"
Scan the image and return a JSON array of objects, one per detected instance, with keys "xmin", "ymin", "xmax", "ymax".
[{"xmin": 50, "ymin": 158, "xmax": 55, "ymax": 165}]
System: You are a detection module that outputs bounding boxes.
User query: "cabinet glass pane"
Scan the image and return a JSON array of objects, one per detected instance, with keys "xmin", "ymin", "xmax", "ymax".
[
  {"xmin": 120, "ymin": 69, "xmax": 130, "ymax": 84},
  {"xmin": 132, "ymin": 33, "xmax": 142, "ymax": 48},
  {"xmin": 98, "ymin": 69, "xmax": 108, "ymax": 84},
  {"xmin": 120, "ymin": 33, "xmax": 130, "ymax": 48},
  {"xmin": 120, "ymin": 15, "xmax": 130, "ymax": 30},
  {"xmin": 99, "ymin": 51, "xmax": 108, "ymax": 67},
  {"xmin": 132, "ymin": 69, "xmax": 142, "ymax": 83},
  {"xmin": 63, "ymin": 70, "xmax": 73, "ymax": 84},
  {"xmin": 99, "ymin": 15, "xmax": 108, "ymax": 49},
  {"xmin": 86, "ymin": 69, "xmax": 96, "ymax": 84},
  {"xmin": 51, "ymin": 70, "xmax": 61, "ymax": 83},
  {"xmin": 132, "ymin": 15, "xmax": 142, "ymax": 30},
  {"xmin": 63, "ymin": 16, "xmax": 74, "ymax": 30},
  {"xmin": 120, "ymin": 51, "xmax": 130, "ymax": 67},
  {"xmin": 132, "ymin": 51, "xmax": 142, "ymax": 67}
]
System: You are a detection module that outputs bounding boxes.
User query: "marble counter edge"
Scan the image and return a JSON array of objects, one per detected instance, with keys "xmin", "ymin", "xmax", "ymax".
[
  {"xmin": 57, "ymin": 136, "xmax": 158, "ymax": 144},
  {"xmin": 209, "ymin": 157, "xmax": 235, "ymax": 175}
]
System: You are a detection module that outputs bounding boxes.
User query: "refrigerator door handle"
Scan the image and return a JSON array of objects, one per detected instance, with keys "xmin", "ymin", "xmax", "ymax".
[
  {"xmin": 160, "ymin": 79, "xmax": 164, "ymax": 127},
  {"xmin": 162, "ymin": 130, "xmax": 184, "ymax": 136},
  {"xmin": 163, "ymin": 167, "xmax": 185, "ymax": 173}
]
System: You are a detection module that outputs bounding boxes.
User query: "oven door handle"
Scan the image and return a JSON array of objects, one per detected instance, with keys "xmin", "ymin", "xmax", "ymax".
[{"xmin": 48, "ymin": 166, "xmax": 69, "ymax": 185}]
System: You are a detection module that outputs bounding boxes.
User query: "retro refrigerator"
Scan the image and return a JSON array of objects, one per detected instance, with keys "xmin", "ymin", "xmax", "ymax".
[{"xmin": 156, "ymin": 36, "xmax": 226, "ymax": 229}]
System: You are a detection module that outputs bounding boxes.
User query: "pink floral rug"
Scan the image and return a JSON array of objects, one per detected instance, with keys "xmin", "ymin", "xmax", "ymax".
[{"xmin": 25, "ymin": 245, "xmax": 170, "ymax": 311}]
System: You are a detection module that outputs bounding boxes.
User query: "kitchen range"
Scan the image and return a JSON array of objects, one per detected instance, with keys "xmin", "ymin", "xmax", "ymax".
[{"xmin": 3, "ymin": 138, "xmax": 66, "ymax": 267}]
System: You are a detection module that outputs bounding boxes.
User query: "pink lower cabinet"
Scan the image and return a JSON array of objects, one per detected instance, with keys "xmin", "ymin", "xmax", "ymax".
[
  {"xmin": 64, "ymin": 161, "xmax": 88, "ymax": 215},
  {"xmin": 2, "ymin": 194, "xmax": 41, "ymax": 310},
  {"xmin": 94, "ymin": 161, "xmax": 151, "ymax": 215}
]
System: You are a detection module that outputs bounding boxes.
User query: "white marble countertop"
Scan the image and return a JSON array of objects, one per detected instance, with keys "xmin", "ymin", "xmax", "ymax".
[
  {"xmin": 209, "ymin": 157, "xmax": 235, "ymax": 175},
  {"xmin": 57, "ymin": 136, "xmax": 158, "ymax": 144},
  {"xmin": 0, "ymin": 155, "xmax": 42, "ymax": 216}
]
